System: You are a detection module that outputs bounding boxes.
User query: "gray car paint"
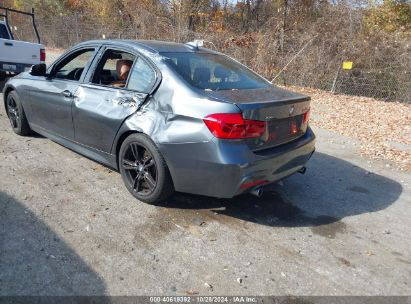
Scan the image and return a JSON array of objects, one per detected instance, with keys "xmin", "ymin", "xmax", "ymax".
[{"xmin": 3, "ymin": 40, "xmax": 315, "ymax": 198}]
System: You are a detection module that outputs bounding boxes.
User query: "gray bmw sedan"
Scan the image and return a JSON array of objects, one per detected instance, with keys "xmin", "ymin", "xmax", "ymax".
[{"xmin": 3, "ymin": 40, "xmax": 315, "ymax": 203}]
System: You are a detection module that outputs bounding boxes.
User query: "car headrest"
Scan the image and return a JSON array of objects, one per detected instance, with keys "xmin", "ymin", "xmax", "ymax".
[
  {"xmin": 116, "ymin": 60, "xmax": 133, "ymax": 81},
  {"xmin": 176, "ymin": 60, "xmax": 191, "ymax": 79},
  {"xmin": 214, "ymin": 65, "xmax": 230, "ymax": 79},
  {"xmin": 193, "ymin": 67, "xmax": 210, "ymax": 85}
]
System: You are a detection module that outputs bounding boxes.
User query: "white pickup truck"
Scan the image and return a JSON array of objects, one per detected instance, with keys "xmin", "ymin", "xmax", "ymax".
[{"xmin": 0, "ymin": 6, "xmax": 45, "ymax": 81}]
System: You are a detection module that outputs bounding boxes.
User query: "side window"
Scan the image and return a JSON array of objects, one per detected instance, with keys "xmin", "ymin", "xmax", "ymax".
[
  {"xmin": 127, "ymin": 57, "xmax": 156, "ymax": 93},
  {"xmin": 91, "ymin": 49, "xmax": 135, "ymax": 88},
  {"xmin": 0, "ymin": 24, "xmax": 10, "ymax": 39},
  {"xmin": 54, "ymin": 49, "xmax": 95, "ymax": 81}
]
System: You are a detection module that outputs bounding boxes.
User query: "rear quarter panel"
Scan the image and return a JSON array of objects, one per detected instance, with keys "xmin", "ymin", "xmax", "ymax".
[{"xmin": 113, "ymin": 59, "xmax": 240, "ymax": 149}]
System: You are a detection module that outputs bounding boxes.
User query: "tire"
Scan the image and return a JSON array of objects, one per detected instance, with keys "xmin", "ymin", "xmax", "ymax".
[
  {"xmin": 119, "ymin": 133, "xmax": 174, "ymax": 203},
  {"xmin": 0, "ymin": 71, "xmax": 6, "ymax": 81},
  {"xmin": 6, "ymin": 91, "xmax": 31, "ymax": 136}
]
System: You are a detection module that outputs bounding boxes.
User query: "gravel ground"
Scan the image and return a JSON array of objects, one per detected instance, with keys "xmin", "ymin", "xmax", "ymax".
[
  {"xmin": 0, "ymin": 91, "xmax": 410, "ymax": 296},
  {"xmin": 292, "ymin": 86, "xmax": 411, "ymax": 171}
]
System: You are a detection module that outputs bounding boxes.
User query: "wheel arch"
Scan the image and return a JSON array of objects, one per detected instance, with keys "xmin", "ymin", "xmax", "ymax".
[
  {"xmin": 112, "ymin": 110, "xmax": 178, "ymax": 186},
  {"xmin": 112, "ymin": 113, "xmax": 165, "ymax": 168},
  {"xmin": 115, "ymin": 130, "xmax": 142, "ymax": 169},
  {"xmin": 114, "ymin": 129, "xmax": 175, "ymax": 189}
]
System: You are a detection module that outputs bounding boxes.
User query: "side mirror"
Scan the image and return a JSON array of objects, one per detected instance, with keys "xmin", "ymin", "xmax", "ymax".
[{"xmin": 30, "ymin": 64, "xmax": 47, "ymax": 76}]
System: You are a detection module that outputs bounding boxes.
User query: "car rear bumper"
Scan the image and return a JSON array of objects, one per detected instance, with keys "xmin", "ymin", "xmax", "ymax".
[{"xmin": 159, "ymin": 127, "xmax": 316, "ymax": 198}]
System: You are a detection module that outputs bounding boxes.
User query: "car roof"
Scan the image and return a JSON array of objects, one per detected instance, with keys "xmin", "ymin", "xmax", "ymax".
[{"xmin": 76, "ymin": 39, "xmax": 220, "ymax": 55}]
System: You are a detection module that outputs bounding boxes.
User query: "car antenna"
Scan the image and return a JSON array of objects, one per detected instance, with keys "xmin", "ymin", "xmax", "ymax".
[
  {"xmin": 186, "ymin": 40, "xmax": 218, "ymax": 51},
  {"xmin": 185, "ymin": 39, "xmax": 204, "ymax": 50}
]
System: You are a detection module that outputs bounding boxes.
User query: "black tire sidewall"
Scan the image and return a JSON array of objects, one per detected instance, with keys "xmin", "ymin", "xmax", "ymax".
[
  {"xmin": 119, "ymin": 133, "xmax": 173, "ymax": 203},
  {"xmin": 7, "ymin": 91, "xmax": 31, "ymax": 135},
  {"xmin": 7, "ymin": 91, "xmax": 24, "ymax": 135}
]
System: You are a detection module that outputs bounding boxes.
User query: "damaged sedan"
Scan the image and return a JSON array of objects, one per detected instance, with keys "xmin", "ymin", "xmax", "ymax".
[{"xmin": 3, "ymin": 40, "xmax": 315, "ymax": 203}]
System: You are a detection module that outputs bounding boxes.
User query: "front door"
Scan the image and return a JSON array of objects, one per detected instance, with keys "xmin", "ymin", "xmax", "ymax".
[{"xmin": 29, "ymin": 48, "xmax": 96, "ymax": 139}]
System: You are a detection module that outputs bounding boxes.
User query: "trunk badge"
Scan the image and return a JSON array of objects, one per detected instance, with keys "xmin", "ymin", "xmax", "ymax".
[{"xmin": 289, "ymin": 106, "xmax": 295, "ymax": 116}]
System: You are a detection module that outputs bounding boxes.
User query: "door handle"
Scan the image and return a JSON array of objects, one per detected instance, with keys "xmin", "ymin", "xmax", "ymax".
[
  {"xmin": 61, "ymin": 90, "xmax": 73, "ymax": 98},
  {"xmin": 4, "ymin": 42, "xmax": 13, "ymax": 46}
]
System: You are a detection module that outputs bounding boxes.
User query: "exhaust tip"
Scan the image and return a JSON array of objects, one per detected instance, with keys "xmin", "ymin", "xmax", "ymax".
[
  {"xmin": 298, "ymin": 167, "xmax": 307, "ymax": 174},
  {"xmin": 250, "ymin": 188, "xmax": 263, "ymax": 197}
]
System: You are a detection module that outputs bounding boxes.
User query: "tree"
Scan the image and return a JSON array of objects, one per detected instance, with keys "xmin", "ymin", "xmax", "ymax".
[{"xmin": 364, "ymin": 0, "xmax": 411, "ymax": 33}]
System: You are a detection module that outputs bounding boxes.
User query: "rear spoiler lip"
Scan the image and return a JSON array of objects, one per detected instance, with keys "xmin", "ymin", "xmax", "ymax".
[
  {"xmin": 203, "ymin": 85, "xmax": 311, "ymax": 106},
  {"xmin": 234, "ymin": 96, "xmax": 311, "ymax": 109},
  {"xmin": 202, "ymin": 91, "xmax": 310, "ymax": 106},
  {"xmin": 238, "ymin": 97, "xmax": 311, "ymax": 121}
]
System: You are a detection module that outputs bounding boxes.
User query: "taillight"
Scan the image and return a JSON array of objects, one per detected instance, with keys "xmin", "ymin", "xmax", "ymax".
[
  {"xmin": 203, "ymin": 113, "xmax": 266, "ymax": 139},
  {"xmin": 303, "ymin": 110, "xmax": 310, "ymax": 124},
  {"xmin": 40, "ymin": 49, "xmax": 46, "ymax": 62}
]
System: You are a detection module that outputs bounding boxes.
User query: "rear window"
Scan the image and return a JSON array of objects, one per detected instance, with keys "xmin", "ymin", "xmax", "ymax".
[
  {"xmin": 161, "ymin": 52, "xmax": 270, "ymax": 91},
  {"xmin": 0, "ymin": 24, "xmax": 10, "ymax": 39},
  {"xmin": 127, "ymin": 57, "xmax": 156, "ymax": 93}
]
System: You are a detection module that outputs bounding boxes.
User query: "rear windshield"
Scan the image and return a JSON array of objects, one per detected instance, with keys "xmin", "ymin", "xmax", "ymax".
[{"xmin": 160, "ymin": 52, "xmax": 270, "ymax": 91}]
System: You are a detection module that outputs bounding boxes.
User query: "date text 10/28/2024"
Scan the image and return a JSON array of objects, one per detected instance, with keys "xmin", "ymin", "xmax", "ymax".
[{"xmin": 149, "ymin": 297, "xmax": 257, "ymax": 303}]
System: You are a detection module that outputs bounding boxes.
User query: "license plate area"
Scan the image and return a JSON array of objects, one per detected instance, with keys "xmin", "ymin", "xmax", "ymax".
[
  {"xmin": 3, "ymin": 64, "xmax": 17, "ymax": 71},
  {"xmin": 266, "ymin": 114, "xmax": 304, "ymax": 144}
]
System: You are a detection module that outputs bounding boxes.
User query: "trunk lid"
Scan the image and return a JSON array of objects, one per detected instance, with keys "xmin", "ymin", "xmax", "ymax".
[{"xmin": 205, "ymin": 86, "xmax": 311, "ymax": 151}]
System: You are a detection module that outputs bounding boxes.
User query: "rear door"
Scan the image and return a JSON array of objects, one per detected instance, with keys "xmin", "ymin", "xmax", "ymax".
[
  {"xmin": 28, "ymin": 47, "xmax": 97, "ymax": 139},
  {"xmin": 72, "ymin": 46, "xmax": 158, "ymax": 152}
]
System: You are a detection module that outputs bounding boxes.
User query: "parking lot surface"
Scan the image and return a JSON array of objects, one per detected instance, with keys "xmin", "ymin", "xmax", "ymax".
[{"xmin": 0, "ymin": 93, "xmax": 410, "ymax": 295}]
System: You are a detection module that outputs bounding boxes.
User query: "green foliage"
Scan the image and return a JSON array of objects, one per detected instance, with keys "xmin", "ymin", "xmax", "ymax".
[
  {"xmin": 9, "ymin": 0, "xmax": 69, "ymax": 15},
  {"xmin": 364, "ymin": 0, "xmax": 411, "ymax": 33}
]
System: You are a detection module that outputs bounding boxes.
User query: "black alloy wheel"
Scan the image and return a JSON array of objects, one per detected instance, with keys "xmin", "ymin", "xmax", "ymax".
[
  {"xmin": 119, "ymin": 133, "xmax": 174, "ymax": 203},
  {"xmin": 123, "ymin": 142, "xmax": 157, "ymax": 195},
  {"xmin": 6, "ymin": 91, "xmax": 31, "ymax": 135},
  {"xmin": 7, "ymin": 94, "xmax": 20, "ymax": 129}
]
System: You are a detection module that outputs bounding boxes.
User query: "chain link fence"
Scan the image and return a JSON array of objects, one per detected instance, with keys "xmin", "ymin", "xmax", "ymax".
[
  {"xmin": 327, "ymin": 72, "xmax": 410, "ymax": 102},
  {"xmin": 7, "ymin": 12, "xmax": 411, "ymax": 103},
  {"xmin": 272, "ymin": 54, "xmax": 410, "ymax": 103}
]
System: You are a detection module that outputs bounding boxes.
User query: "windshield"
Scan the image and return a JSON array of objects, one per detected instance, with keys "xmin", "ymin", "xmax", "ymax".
[{"xmin": 161, "ymin": 52, "xmax": 270, "ymax": 91}]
